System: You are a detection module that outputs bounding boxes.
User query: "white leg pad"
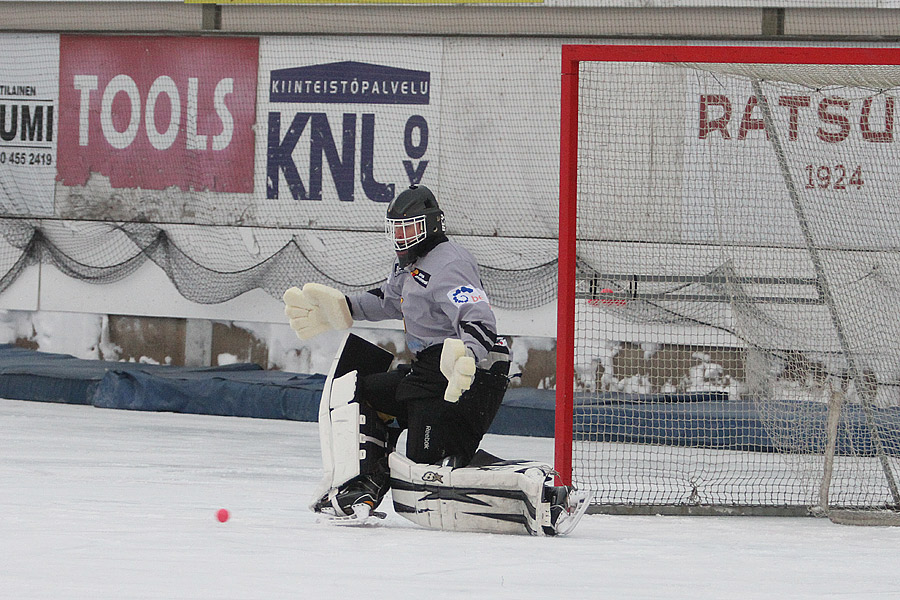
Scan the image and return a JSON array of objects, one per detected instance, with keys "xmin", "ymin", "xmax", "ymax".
[
  {"xmin": 309, "ymin": 370, "xmax": 360, "ymax": 510},
  {"xmin": 329, "ymin": 371, "xmax": 362, "ymax": 486},
  {"xmin": 389, "ymin": 453, "xmax": 555, "ymax": 536},
  {"xmin": 309, "ymin": 333, "xmax": 395, "ymax": 514}
]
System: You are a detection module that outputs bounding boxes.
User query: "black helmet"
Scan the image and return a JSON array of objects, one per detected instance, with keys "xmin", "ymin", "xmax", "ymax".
[{"xmin": 385, "ymin": 185, "xmax": 445, "ymax": 267}]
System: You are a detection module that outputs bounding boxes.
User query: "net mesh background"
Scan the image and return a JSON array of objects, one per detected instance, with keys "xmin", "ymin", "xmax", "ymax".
[{"xmin": 571, "ymin": 54, "xmax": 900, "ymax": 512}]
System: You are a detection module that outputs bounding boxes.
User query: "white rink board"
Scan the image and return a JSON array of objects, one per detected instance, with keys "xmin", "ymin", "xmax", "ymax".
[{"xmin": 35, "ymin": 258, "xmax": 557, "ymax": 336}]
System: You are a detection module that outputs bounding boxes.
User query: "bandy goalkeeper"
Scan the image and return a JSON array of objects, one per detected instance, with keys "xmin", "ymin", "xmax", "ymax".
[{"xmin": 283, "ymin": 185, "xmax": 588, "ymax": 535}]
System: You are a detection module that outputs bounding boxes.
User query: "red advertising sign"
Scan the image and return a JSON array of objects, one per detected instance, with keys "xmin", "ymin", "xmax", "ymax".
[{"xmin": 57, "ymin": 35, "xmax": 258, "ymax": 193}]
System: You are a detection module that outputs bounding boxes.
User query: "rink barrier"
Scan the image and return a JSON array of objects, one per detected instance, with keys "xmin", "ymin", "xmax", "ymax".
[
  {"xmin": 8, "ymin": 344, "xmax": 891, "ymax": 451},
  {"xmin": 0, "ymin": 345, "xmax": 554, "ymax": 436}
]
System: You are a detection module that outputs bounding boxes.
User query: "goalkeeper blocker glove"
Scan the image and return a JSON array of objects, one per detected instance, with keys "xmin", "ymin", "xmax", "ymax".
[
  {"xmin": 440, "ymin": 338, "xmax": 476, "ymax": 403},
  {"xmin": 283, "ymin": 283, "xmax": 353, "ymax": 340}
]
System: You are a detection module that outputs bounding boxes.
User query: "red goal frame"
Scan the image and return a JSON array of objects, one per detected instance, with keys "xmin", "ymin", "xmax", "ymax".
[{"xmin": 554, "ymin": 44, "xmax": 900, "ymax": 485}]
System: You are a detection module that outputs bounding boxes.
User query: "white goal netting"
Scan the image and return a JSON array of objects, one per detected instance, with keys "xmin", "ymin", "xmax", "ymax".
[{"xmin": 568, "ymin": 47, "xmax": 900, "ymax": 521}]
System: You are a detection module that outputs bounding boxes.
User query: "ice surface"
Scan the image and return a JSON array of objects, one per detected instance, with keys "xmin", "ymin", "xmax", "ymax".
[{"xmin": 2, "ymin": 398, "xmax": 899, "ymax": 600}]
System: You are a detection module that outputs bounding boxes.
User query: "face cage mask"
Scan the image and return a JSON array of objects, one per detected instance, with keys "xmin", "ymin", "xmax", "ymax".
[{"xmin": 386, "ymin": 215, "xmax": 427, "ymax": 252}]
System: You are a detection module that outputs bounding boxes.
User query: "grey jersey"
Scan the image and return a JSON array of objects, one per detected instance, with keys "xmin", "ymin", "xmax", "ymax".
[{"xmin": 348, "ymin": 239, "xmax": 501, "ymax": 364}]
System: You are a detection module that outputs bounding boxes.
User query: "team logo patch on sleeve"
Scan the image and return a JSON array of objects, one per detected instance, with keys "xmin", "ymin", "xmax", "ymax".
[
  {"xmin": 448, "ymin": 285, "xmax": 489, "ymax": 306},
  {"xmin": 410, "ymin": 268, "xmax": 431, "ymax": 287}
]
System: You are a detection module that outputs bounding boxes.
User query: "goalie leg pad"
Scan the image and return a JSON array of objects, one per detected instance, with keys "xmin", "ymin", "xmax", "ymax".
[
  {"xmin": 329, "ymin": 371, "xmax": 390, "ymax": 485},
  {"xmin": 389, "ymin": 452, "xmax": 558, "ymax": 536},
  {"xmin": 310, "ymin": 370, "xmax": 391, "ymax": 515}
]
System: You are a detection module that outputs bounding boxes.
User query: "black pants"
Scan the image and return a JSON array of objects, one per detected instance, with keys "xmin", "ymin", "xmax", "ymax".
[{"xmin": 357, "ymin": 345, "xmax": 508, "ymax": 466}]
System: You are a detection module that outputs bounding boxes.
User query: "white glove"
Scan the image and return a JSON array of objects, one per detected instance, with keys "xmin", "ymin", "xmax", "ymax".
[
  {"xmin": 283, "ymin": 283, "xmax": 353, "ymax": 340},
  {"xmin": 439, "ymin": 338, "xmax": 476, "ymax": 403}
]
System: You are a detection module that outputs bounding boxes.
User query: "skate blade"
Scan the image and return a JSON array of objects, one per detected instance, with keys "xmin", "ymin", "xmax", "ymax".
[
  {"xmin": 319, "ymin": 503, "xmax": 387, "ymax": 526},
  {"xmin": 553, "ymin": 490, "xmax": 592, "ymax": 536}
]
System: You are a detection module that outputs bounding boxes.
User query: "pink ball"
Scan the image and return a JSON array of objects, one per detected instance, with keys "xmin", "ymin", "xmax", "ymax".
[{"xmin": 216, "ymin": 508, "xmax": 230, "ymax": 523}]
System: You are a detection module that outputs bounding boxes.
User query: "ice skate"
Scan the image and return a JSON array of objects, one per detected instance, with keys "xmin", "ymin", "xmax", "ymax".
[
  {"xmin": 313, "ymin": 470, "xmax": 390, "ymax": 526},
  {"xmin": 543, "ymin": 485, "xmax": 592, "ymax": 536}
]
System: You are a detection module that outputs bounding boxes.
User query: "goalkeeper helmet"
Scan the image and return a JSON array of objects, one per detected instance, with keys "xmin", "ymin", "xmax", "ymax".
[{"xmin": 386, "ymin": 185, "xmax": 445, "ymax": 267}]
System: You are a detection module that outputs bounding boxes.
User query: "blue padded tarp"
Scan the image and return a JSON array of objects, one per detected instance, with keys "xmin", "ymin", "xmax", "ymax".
[
  {"xmin": 0, "ymin": 344, "xmax": 323, "ymax": 421},
  {"xmin": 0, "ymin": 344, "xmax": 258, "ymax": 405},
  {"xmin": 0, "ymin": 344, "xmax": 552, "ymax": 435},
  {"xmin": 93, "ymin": 368, "xmax": 325, "ymax": 421},
  {"xmin": 574, "ymin": 392, "xmax": 770, "ymax": 450},
  {"xmin": 574, "ymin": 392, "xmax": 900, "ymax": 456},
  {"xmin": 489, "ymin": 387, "xmax": 555, "ymax": 437},
  {"xmin": 4, "ymin": 344, "xmax": 897, "ymax": 449}
]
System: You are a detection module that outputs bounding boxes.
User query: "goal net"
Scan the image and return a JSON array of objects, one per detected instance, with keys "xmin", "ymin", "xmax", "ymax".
[{"xmin": 557, "ymin": 45, "xmax": 900, "ymax": 523}]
